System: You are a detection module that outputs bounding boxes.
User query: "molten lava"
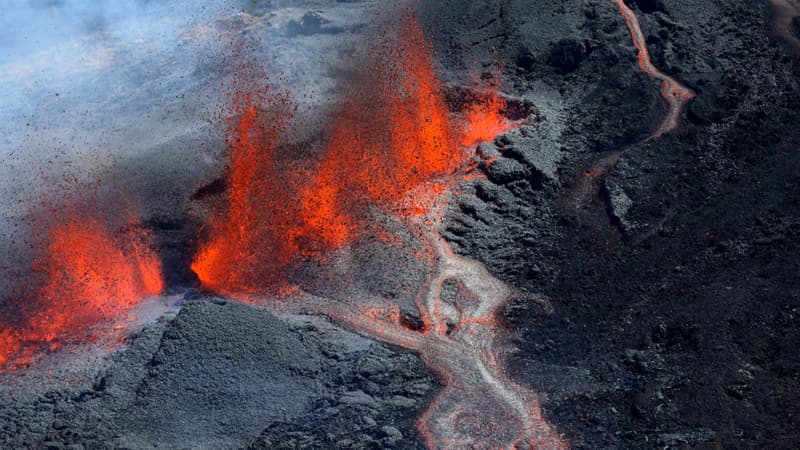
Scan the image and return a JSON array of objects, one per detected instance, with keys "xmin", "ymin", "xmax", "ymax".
[
  {"xmin": 193, "ymin": 12, "xmax": 506, "ymax": 295},
  {"xmin": 460, "ymin": 77, "xmax": 515, "ymax": 147},
  {"xmin": 301, "ymin": 11, "xmax": 460, "ymax": 224},
  {"xmin": 0, "ymin": 205, "xmax": 163, "ymax": 370},
  {"xmin": 190, "ymin": 86, "xmax": 300, "ymax": 296}
]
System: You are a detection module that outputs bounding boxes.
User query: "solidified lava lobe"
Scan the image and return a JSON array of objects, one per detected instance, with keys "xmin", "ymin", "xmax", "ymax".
[{"xmin": 0, "ymin": 203, "xmax": 163, "ymax": 370}]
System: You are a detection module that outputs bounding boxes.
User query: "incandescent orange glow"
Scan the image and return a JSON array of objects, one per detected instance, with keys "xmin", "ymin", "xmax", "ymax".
[
  {"xmin": 296, "ymin": 11, "xmax": 461, "ymax": 246},
  {"xmin": 187, "ymin": 7, "xmax": 559, "ymax": 449},
  {"xmin": 192, "ymin": 11, "xmax": 507, "ymax": 296},
  {"xmin": 0, "ymin": 210, "xmax": 163, "ymax": 370}
]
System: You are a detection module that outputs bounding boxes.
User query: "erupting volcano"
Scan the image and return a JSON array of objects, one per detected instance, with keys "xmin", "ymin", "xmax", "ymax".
[
  {"xmin": 190, "ymin": 8, "xmax": 561, "ymax": 449},
  {"xmin": 0, "ymin": 187, "xmax": 163, "ymax": 369},
  {"xmin": 3, "ymin": 0, "xmax": 799, "ymax": 448}
]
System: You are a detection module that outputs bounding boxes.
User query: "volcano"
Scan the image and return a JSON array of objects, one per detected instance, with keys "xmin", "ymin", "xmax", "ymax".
[{"xmin": 2, "ymin": 1, "xmax": 800, "ymax": 449}]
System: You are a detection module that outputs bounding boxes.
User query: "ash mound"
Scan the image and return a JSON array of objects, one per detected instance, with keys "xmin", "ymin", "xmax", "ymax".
[{"xmin": 0, "ymin": 299, "xmax": 435, "ymax": 449}]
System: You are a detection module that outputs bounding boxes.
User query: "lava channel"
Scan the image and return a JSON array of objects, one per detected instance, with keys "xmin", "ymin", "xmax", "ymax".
[
  {"xmin": 190, "ymin": 8, "xmax": 566, "ymax": 449},
  {"xmin": 612, "ymin": 0, "xmax": 695, "ymax": 137},
  {"xmin": 768, "ymin": 0, "xmax": 800, "ymax": 52},
  {"xmin": 565, "ymin": 1, "xmax": 697, "ymax": 239},
  {"xmin": 315, "ymin": 183, "xmax": 568, "ymax": 449}
]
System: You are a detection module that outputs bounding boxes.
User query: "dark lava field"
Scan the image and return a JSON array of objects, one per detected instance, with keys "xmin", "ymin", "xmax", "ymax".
[{"xmin": 1, "ymin": 0, "xmax": 799, "ymax": 449}]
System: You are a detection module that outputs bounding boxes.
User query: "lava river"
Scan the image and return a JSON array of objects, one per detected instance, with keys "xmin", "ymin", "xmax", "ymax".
[{"xmin": 568, "ymin": 0, "xmax": 695, "ymax": 240}]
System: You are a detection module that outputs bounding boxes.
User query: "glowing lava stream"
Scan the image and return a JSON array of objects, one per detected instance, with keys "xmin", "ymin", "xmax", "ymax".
[
  {"xmin": 293, "ymin": 182, "xmax": 568, "ymax": 449},
  {"xmin": 611, "ymin": 0, "xmax": 695, "ymax": 137}
]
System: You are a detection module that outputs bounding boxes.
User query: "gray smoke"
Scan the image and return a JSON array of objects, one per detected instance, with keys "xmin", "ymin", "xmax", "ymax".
[{"xmin": 0, "ymin": 0, "xmax": 374, "ymax": 291}]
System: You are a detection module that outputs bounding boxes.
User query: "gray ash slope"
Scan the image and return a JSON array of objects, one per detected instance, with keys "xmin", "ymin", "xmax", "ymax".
[
  {"xmin": 424, "ymin": 0, "xmax": 800, "ymax": 448},
  {"xmin": 0, "ymin": 299, "xmax": 436, "ymax": 449}
]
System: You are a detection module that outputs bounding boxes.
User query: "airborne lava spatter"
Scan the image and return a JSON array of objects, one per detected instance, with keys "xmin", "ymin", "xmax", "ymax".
[
  {"xmin": 190, "ymin": 85, "xmax": 302, "ymax": 297},
  {"xmin": 189, "ymin": 7, "xmax": 565, "ymax": 449},
  {"xmin": 0, "ymin": 195, "xmax": 163, "ymax": 370},
  {"xmin": 192, "ymin": 11, "xmax": 514, "ymax": 295}
]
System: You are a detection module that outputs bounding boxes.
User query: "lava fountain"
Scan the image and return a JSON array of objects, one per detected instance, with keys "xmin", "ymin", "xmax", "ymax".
[
  {"xmin": 0, "ymin": 185, "xmax": 163, "ymax": 370},
  {"xmin": 191, "ymin": 8, "xmax": 565, "ymax": 449},
  {"xmin": 611, "ymin": 0, "xmax": 695, "ymax": 137}
]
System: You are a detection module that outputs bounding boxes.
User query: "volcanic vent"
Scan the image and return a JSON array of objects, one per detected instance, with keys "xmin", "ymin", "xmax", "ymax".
[{"xmin": 188, "ymin": 9, "xmax": 562, "ymax": 448}]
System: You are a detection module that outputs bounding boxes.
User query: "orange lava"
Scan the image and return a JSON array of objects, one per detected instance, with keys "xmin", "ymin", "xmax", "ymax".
[
  {"xmin": 460, "ymin": 78, "xmax": 515, "ymax": 147},
  {"xmin": 302, "ymin": 11, "xmax": 460, "ymax": 224},
  {"xmin": 190, "ymin": 7, "xmax": 562, "ymax": 448},
  {"xmin": 190, "ymin": 86, "xmax": 300, "ymax": 296},
  {"xmin": 193, "ymin": 11, "xmax": 487, "ymax": 295},
  {"xmin": 1, "ymin": 207, "xmax": 163, "ymax": 370}
]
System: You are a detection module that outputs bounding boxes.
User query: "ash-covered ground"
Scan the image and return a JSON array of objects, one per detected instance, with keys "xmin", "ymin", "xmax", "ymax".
[{"xmin": 2, "ymin": 0, "xmax": 800, "ymax": 448}]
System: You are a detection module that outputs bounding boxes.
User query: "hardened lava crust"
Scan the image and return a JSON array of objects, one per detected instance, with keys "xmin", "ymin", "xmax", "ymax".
[{"xmin": 1, "ymin": 0, "xmax": 799, "ymax": 449}]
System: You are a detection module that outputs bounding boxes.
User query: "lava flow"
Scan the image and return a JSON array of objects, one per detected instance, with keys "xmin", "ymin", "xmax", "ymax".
[
  {"xmin": 0, "ymin": 192, "xmax": 163, "ymax": 370},
  {"xmin": 191, "ymin": 8, "xmax": 563, "ymax": 449},
  {"xmin": 318, "ymin": 188, "xmax": 567, "ymax": 449},
  {"xmin": 612, "ymin": 0, "xmax": 695, "ymax": 137}
]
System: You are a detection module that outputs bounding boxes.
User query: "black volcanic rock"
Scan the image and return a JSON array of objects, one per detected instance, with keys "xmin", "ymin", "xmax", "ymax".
[
  {"xmin": 3, "ymin": 1, "xmax": 800, "ymax": 449},
  {"xmin": 427, "ymin": 0, "xmax": 800, "ymax": 448},
  {"xmin": 630, "ymin": 0, "xmax": 664, "ymax": 14}
]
